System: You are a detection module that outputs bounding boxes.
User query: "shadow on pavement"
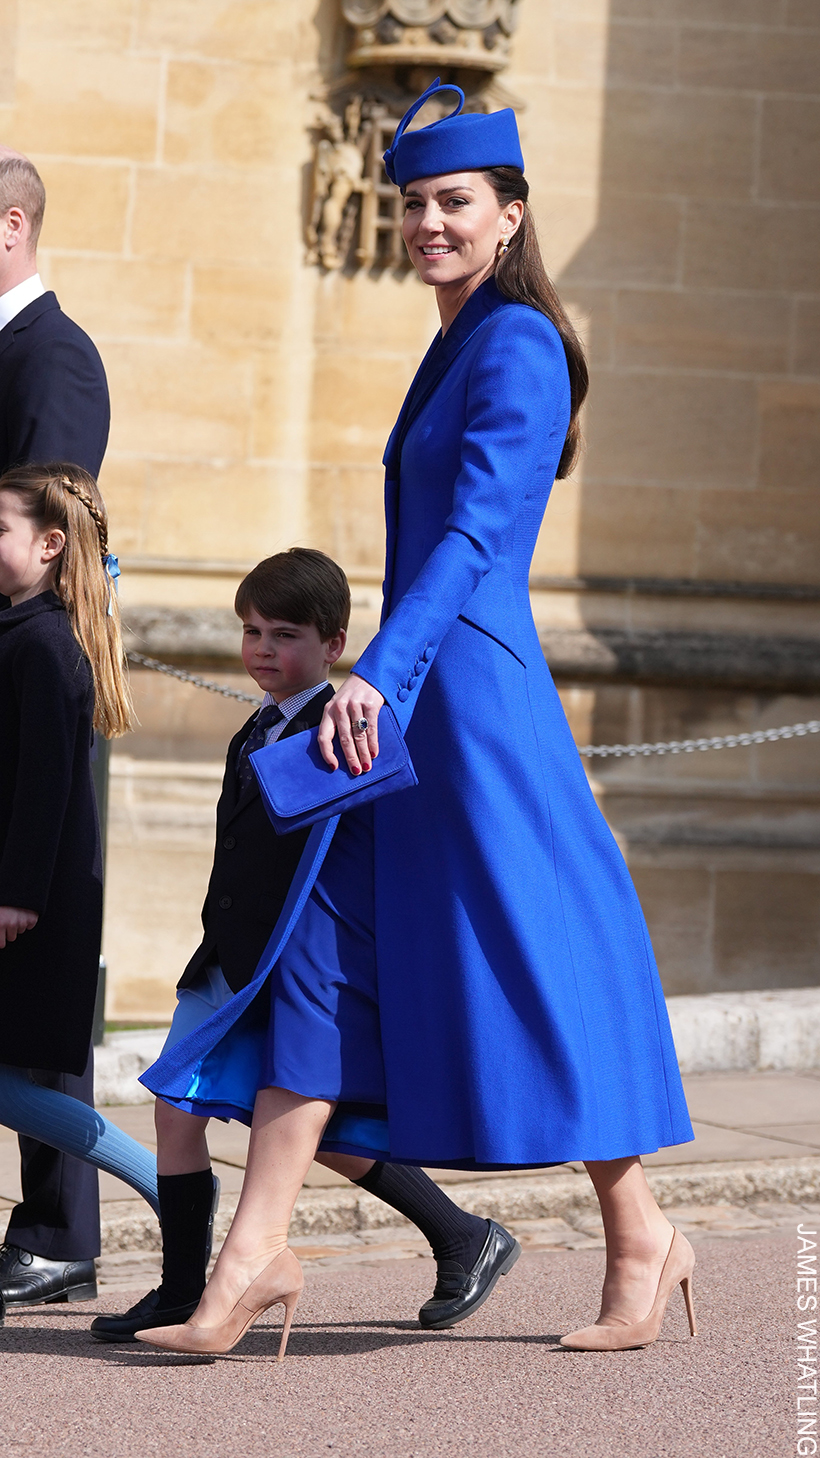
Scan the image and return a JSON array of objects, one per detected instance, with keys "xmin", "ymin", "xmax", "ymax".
[{"xmin": 0, "ymin": 1316, "xmax": 571, "ymax": 1362}]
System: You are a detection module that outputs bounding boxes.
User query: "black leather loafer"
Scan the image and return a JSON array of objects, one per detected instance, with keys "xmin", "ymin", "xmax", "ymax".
[
  {"xmin": 90, "ymin": 1172, "xmax": 220, "ymax": 1343},
  {"xmin": 0, "ymin": 1244, "xmax": 97, "ymax": 1306},
  {"xmin": 418, "ymin": 1220, "xmax": 521, "ymax": 1330},
  {"xmin": 90, "ymin": 1288, "xmax": 199, "ymax": 1343}
]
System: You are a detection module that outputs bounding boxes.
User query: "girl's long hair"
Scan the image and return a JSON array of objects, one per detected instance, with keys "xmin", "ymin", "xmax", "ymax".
[
  {"xmin": 1, "ymin": 462, "xmax": 133, "ymax": 737},
  {"xmin": 484, "ymin": 166, "xmax": 589, "ymax": 479}
]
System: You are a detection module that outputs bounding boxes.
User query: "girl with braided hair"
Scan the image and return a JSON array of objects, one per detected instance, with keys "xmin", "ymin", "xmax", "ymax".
[{"xmin": 0, "ymin": 462, "xmax": 159, "ymax": 1313}]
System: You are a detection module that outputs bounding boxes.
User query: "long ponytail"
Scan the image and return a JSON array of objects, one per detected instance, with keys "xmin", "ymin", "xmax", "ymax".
[
  {"xmin": 0, "ymin": 461, "xmax": 133, "ymax": 737},
  {"xmin": 483, "ymin": 167, "xmax": 589, "ymax": 479}
]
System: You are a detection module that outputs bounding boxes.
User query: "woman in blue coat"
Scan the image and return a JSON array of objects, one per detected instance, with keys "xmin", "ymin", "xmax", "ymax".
[{"xmin": 139, "ymin": 84, "xmax": 697, "ymax": 1359}]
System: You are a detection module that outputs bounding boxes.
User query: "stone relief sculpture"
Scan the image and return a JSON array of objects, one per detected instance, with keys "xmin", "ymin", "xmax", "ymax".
[
  {"xmin": 307, "ymin": 99, "xmax": 373, "ymax": 270},
  {"xmin": 307, "ymin": 0, "xmax": 523, "ymax": 270}
]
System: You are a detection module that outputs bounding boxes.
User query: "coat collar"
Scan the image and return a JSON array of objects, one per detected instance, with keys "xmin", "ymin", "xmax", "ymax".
[
  {"xmin": 0, "ymin": 589, "xmax": 64, "ymax": 634},
  {"xmin": 380, "ymin": 276, "xmax": 508, "ymax": 622},
  {"xmin": 0, "ymin": 291, "xmax": 60, "ymax": 359},
  {"xmin": 382, "ymin": 275, "xmax": 507, "ymax": 480}
]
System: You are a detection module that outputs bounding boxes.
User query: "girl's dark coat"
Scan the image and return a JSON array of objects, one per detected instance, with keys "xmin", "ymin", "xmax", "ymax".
[{"xmin": 0, "ymin": 592, "xmax": 102, "ymax": 1074}]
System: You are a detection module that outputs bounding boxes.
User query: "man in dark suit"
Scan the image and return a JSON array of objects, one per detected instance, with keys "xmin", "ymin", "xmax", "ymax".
[
  {"xmin": 0, "ymin": 147, "xmax": 110, "ymax": 1309},
  {"xmin": 0, "ymin": 149, "xmax": 109, "ymax": 478}
]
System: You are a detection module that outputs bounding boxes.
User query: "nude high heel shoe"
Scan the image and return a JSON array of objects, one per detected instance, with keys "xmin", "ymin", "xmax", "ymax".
[
  {"xmin": 135, "ymin": 1247, "xmax": 303, "ymax": 1361},
  {"xmin": 560, "ymin": 1227, "xmax": 697, "ymax": 1352}
]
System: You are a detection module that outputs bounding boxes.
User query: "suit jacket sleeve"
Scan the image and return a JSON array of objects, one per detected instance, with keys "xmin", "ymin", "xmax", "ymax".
[
  {"xmin": 0, "ymin": 629, "xmax": 91, "ymax": 912},
  {"xmin": 353, "ymin": 309, "xmax": 570, "ymax": 728},
  {"xmin": 7, "ymin": 333, "xmax": 110, "ymax": 478}
]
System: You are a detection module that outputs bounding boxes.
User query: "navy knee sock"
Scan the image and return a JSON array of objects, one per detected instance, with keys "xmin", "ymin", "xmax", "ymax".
[
  {"xmin": 354, "ymin": 1162, "xmax": 488, "ymax": 1271},
  {"xmin": 156, "ymin": 1169, "xmax": 215, "ymax": 1309}
]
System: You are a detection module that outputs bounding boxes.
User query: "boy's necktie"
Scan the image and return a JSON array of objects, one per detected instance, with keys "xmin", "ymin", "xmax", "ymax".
[{"xmin": 237, "ymin": 703, "xmax": 284, "ymax": 794}]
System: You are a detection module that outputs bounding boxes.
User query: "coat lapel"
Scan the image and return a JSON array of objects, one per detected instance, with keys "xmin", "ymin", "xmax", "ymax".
[
  {"xmin": 382, "ymin": 332, "xmax": 442, "ymax": 481},
  {"xmin": 0, "ymin": 292, "xmax": 60, "ymax": 360},
  {"xmin": 380, "ymin": 278, "xmax": 507, "ymax": 619},
  {"xmin": 387, "ymin": 277, "xmax": 507, "ymax": 472}
]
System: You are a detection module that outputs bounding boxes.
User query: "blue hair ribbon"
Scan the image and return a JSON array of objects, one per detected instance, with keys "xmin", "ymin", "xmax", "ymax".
[{"xmin": 103, "ymin": 552, "xmax": 120, "ymax": 617}]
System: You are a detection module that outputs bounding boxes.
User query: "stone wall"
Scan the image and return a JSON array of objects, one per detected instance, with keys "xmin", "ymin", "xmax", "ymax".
[
  {"xmin": 1, "ymin": 0, "xmax": 818, "ymax": 1016},
  {"xmin": 540, "ymin": 2, "xmax": 820, "ymax": 1000}
]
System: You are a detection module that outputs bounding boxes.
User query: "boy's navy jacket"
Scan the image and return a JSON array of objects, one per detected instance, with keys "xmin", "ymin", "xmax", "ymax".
[
  {"xmin": 179, "ymin": 684, "xmax": 335, "ymax": 995},
  {"xmin": 0, "ymin": 292, "xmax": 110, "ymax": 478},
  {"xmin": 0, "ymin": 593, "xmax": 102, "ymax": 1075}
]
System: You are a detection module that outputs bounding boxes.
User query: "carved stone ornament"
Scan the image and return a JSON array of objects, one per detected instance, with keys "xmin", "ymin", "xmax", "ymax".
[
  {"xmin": 342, "ymin": 0, "xmax": 521, "ymax": 72},
  {"xmin": 306, "ymin": 0, "xmax": 524, "ymax": 271}
]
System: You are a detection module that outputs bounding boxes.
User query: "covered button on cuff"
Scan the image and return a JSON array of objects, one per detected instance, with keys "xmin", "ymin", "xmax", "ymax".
[{"xmin": 396, "ymin": 687, "xmax": 410, "ymax": 702}]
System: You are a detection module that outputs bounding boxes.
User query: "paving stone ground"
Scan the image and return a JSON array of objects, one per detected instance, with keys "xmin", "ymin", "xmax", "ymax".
[
  {"xmin": 0, "ymin": 1070, "xmax": 811, "ymax": 1455},
  {"xmin": 93, "ymin": 1195, "xmax": 820, "ymax": 1293},
  {"xmin": 0, "ymin": 1229, "xmax": 794, "ymax": 1458}
]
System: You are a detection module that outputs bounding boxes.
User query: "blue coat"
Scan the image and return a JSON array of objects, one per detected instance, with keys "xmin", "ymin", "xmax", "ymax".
[
  {"xmin": 346, "ymin": 278, "xmax": 692, "ymax": 1164},
  {"xmin": 144, "ymin": 278, "xmax": 692, "ymax": 1165}
]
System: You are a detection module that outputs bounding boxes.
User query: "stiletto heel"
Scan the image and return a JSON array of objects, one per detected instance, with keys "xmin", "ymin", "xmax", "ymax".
[
  {"xmin": 560, "ymin": 1228, "xmax": 697, "ymax": 1352},
  {"xmin": 135, "ymin": 1248, "xmax": 303, "ymax": 1357},
  {"xmin": 277, "ymin": 1289, "xmax": 300, "ymax": 1362},
  {"xmin": 680, "ymin": 1272, "xmax": 697, "ymax": 1337}
]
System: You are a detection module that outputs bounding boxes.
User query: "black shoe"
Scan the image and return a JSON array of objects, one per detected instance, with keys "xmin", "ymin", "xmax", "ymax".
[
  {"xmin": 90, "ymin": 1172, "xmax": 220, "ymax": 1343},
  {"xmin": 90, "ymin": 1288, "xmax": 199, "ymax": 1343},
  {"xmin": 418, "ymin": 1220, "xmax": 521, "ymax": 1330},
  {"xmin": 0, "ymin": 1244, "xmax": 97, "ymax": 1306}
]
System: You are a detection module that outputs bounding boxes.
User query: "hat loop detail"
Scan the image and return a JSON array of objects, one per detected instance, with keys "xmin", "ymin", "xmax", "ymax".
[{"xmin": 383, "ymin": 77, "xmax": 465, "ymax": 185}]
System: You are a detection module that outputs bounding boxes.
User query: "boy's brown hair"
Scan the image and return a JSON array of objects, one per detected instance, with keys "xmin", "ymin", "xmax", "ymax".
[{"xmin": 235, "ymin": 547, "xmax": 350, "ymax": 640}]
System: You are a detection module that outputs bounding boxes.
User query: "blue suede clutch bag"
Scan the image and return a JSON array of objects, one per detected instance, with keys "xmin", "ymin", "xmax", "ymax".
[{"xmin": 250, "ymin": 704, "xmax": 418, "ymax": 834}]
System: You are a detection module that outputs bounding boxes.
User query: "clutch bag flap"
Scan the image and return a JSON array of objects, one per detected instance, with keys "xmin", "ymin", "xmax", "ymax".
[{"xmin": 250, "ymin": 703, "xmax": 417, "ymax": 833}]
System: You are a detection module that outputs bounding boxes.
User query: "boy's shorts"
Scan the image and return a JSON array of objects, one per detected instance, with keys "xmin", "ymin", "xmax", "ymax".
[{"xmin": 161, "ymin": 963, "xmax": 234, "ymax": 1055}]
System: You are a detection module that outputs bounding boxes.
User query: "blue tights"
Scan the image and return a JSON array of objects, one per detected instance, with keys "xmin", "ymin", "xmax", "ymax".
[{"xmin": 0, "ymin": 1064, "xmax": 159, "ymax": 1218}]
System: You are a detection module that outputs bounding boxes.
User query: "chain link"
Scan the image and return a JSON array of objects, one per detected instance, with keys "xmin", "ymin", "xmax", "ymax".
[
  {"xmin": 578, "ymin": 720, "xmax": 820, "ymax": 759},
  {"xmin": 127, "ymin": 651, "xmax": 820, "ymax": 758},
  {"xmin": 126, "ymin": 652, "xmax": 262, "ymax": 705}
]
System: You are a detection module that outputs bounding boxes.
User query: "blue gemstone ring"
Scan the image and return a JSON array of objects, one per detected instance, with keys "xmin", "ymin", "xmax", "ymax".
[{"xmin": 351, "ymin": 718, "xmax": 369, "ymax": 735}]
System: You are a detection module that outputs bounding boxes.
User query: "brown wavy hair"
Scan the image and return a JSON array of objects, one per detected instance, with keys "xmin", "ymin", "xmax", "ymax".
[
  {"xmin": 484, "ymin": 166, "xmax": 588, "ymax": 479},
  {"xmin": 0, "ymin": 461, "xmax": 133, "ymax": 737}
]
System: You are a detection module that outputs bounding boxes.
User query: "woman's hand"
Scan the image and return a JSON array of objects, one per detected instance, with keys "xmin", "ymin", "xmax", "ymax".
[
  {"xmin": 0, "ymin": 907, "xmax": 38, "ymax": 950},
  {"xmin": 318, "ymin": 675, "xmax": 385, "ymax": 775}
]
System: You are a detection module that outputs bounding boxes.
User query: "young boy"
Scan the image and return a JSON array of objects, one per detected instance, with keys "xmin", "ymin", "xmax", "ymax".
[{"xmin": 91, "ymin": 548, "xmax": 516, "ymax": 1342}]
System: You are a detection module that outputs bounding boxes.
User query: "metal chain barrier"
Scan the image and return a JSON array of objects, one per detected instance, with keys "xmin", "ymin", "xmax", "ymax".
[
  {"xmin": 127, "ymin": 651, "xmax": 820, "ymax": 759},
  {"xmin": 126, "ymin": 652, "xmax": 262, "ymax": 705},
  {"xmin": 577, "ymin": 721, "xmax": 820, "ymax": 759}
]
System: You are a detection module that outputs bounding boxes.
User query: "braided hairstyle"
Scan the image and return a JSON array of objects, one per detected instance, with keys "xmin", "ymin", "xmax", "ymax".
[
  {"xmin": 0, "ymin": 461, "xmax": 133, "ymax": 737},
  {"xmin": 60, "ymin": 474, "xmax": 109, "ymax": 554}
]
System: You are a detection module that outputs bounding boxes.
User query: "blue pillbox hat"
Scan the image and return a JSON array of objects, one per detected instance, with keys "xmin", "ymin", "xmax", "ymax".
[{"xmin": 383, "ymin": 78, "xmax": 524, "ymax": 188}]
